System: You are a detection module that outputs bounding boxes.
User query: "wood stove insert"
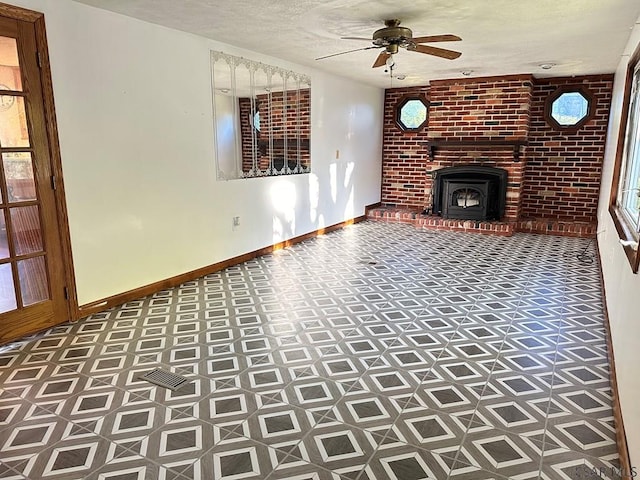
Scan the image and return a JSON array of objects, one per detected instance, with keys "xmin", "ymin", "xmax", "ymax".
[{"xmin": 432, "ymin": 166, "xmax": 508, "ymax": 221}]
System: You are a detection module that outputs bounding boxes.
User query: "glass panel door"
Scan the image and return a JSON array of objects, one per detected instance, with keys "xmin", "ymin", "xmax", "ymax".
[
  {"xmin": 0, "ymin": 13, "xmax": 69, "ymax": 343},
  {"xmin": 0, "ymin": 31, "xmax": 43, "ymax": 313}
]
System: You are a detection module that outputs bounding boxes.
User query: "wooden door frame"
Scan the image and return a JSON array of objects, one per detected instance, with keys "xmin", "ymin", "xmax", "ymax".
[{"xmin": 0, "ymin": 2, "xmax": 78, "ymax": 321}]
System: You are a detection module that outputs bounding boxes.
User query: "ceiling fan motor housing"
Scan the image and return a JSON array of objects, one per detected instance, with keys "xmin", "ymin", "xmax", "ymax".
[{"xmin": 372, "ymin": 25, "xmax": 413, "ymax": 48}]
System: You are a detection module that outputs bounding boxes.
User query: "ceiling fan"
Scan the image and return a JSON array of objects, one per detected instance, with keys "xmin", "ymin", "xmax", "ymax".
[{"xmin": 317, "ymin": 19, "xmax": 462, "ymax": 68}]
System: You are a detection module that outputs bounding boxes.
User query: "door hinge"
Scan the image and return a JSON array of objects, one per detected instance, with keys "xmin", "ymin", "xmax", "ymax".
[
  {"xmin": 63, "ymin": 287, "xmax": 69, "ymax": 300},
  {"xmin": 36, "ymin": 51, "xmax": 42, "ymax": 68},
  {"xmin": 50, "ymin": 175, "xmax": 56, "ymax": 190}
]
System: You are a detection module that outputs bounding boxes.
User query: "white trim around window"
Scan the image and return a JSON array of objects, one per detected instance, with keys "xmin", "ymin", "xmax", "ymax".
[{"xmin": 610, "ymin": 44, "xmax": 640, "ymax": 272}]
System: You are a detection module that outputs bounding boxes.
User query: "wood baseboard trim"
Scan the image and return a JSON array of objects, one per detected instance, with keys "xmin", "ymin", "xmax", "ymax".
[
  {"xmin": 76, "ymin": 212, "xmax": 369, "ymax": 318},
  {"xmin": 595, "ymin": 237, "xmax": 632, "ymax": 473},
  {"xmin": 364, "ymin": 201, "xmax": 381, "ymax": 213}
]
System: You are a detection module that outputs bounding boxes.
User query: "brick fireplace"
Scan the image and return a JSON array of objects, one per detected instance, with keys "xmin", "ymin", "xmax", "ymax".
[{"xmin": 371, "ymin": 74, "xmax": 613, "ymax": 237}]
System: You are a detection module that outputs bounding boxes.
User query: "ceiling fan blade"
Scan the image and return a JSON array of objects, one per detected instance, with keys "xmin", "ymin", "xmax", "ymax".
[
  {"xmin": 340, "ymin": 36, "xmax": 373, "ymax": 41},
  {"xmin": 315, "ymin": 46, "xmax": 380, "ymax": 61},
  {"xmin": 411, "ymin": 34, "xmax": 462, "ymax": 43},
  {"xmin": 372, "ymin": 51, "xmax": 391, "ymax": 68},
  {"xmin": 409, "ymin": 44, "xmax": 461, "ymax": 60}
]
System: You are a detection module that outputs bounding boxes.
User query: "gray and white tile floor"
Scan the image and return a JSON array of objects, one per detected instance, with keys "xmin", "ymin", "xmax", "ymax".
[{"xmin": 0, "ymin": 222, "xmax": 620, "ymax": 479}]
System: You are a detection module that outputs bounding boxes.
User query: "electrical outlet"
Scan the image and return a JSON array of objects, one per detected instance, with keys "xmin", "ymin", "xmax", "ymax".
[{"xmin": 232, "ymin": 216, "xmax": 240, "ymax": 229}]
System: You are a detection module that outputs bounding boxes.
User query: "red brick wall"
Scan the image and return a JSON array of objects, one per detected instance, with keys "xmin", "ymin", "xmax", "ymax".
[
  {"xmin": 428, "ymin": 75, "xmax": 533, "ymax": 140},
  {"xmin": 520, "ymin": 75, "xmax": 613, "ymax": 222},
  {"xmin": 381, "ymin": 87, "xmax": 429, "ymax": 208},
  {"xmin": 380, "ymin": 74, "xmax": 613, "ymax": 225}
]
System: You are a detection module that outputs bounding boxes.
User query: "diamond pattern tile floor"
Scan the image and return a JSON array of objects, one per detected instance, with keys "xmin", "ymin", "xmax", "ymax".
[{"xmin": 0, "ymin": 222, "xmax": 620, "ymax": 479}]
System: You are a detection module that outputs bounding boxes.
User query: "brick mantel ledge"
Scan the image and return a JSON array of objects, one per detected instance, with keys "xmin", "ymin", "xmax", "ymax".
[{"xmin": 424, "ymin": 138, "xmax": 528, "ymax": 162}]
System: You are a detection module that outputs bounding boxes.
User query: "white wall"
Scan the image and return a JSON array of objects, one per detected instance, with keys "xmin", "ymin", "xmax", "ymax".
[
  {"xmin": 597, "ymin": 17, "xmax": 640, "ymax": 466},
  {"xmin": 8, "ymin": 0, "xmax": 384, "ymax": 305}
]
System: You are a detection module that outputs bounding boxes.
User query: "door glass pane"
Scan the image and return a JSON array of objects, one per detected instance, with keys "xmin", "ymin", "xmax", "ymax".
[
  {"xmin": 10, "ymin": 206, "xmax": 42, "ymax": 256},
  {"xmin": 0, "ymin": 262, "xmax": 17, "ymax": 313},
  {"xmin": 0, "ymin": 36, "xmax": 22, "ymax": 92},
  {"xmin": 0, "ymin": 210, "xmax": 8, "ymax": 260},
  {"xmin": 0, "ymin": 96, "xmax": 29, "ymax": 147},
  {"xmin": 3, "ymin": 152, "xmax": 35, "ymax": 202},
  {"xmin": 18, "ymin": 256, "xmax": 48, "ymax": 306}
]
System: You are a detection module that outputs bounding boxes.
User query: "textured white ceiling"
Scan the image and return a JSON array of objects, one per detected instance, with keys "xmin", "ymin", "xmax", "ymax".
[{"xmin": 72, "ymin": 0, "xmax": 640, "ymax": 88}]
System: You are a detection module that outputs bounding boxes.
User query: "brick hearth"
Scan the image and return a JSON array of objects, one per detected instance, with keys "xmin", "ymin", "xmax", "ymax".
[{"xmin": 367, "ymin": 206, "xmax": 597, "ymax": 238}]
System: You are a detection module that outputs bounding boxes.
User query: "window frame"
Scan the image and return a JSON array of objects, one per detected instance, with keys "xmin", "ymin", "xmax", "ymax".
[
  {"xmin": 544, "ymin": 85, "xmax": 595, "ymax": 131},
  {"xmin": 394, "ymin": 94, "xmax": 429, "ymax": 132},
  {"xmin": 211, "ymin": 51, "xmax": 311, "ymax": 180},
  {"xmin": 609, "ymin": 43, "xmax": 640, "ymax": 273}
]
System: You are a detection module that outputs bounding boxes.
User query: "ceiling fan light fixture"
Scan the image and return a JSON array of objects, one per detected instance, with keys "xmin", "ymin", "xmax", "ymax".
[{"xmin": 386, "ymin": 54, "xmax": 396, "ymax": 68}]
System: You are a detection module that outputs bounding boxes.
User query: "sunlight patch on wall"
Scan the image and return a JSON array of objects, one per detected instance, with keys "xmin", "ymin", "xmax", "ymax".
[
  {"xmin": 344, "ymin": 162, "xmax": 355, "ymax": 188},
  {"xmin": 330, "ymin": 163, "xmax": 337, "ymax": 203},
  {"xmin": 343, "ymin": 162, "xmax": 355, "ymax": 220},
  {"xmin": 271, "ymin": 179, "xmax": 297, "ymax": 243},
  {"xmin": 309, "ymin": 174, "xmax": 320, "ymax": 222}
]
